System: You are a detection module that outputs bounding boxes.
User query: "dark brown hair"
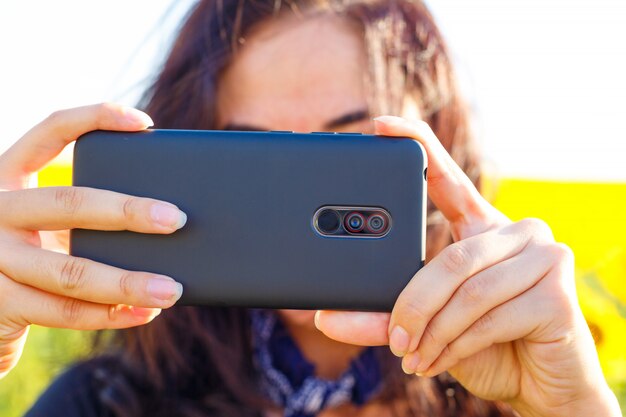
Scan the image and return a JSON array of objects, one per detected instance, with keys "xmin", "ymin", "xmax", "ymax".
[{"xmin": 87, "ymin": 1, "xmax": 516, "ymax": 416}]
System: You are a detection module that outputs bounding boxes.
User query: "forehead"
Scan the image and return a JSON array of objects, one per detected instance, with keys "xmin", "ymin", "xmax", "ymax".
[{"xmin": 216, "ymin": 13, "xmax": 369, "ymax": 130}]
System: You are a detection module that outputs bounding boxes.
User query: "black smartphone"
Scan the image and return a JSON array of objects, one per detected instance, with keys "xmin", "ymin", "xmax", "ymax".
[{"xmin": 70, "ymin": 129, "xmax": 427, "ymax": 311}]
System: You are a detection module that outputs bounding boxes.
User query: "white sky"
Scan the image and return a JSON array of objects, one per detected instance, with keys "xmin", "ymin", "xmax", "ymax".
[{"xmin": 1, "ymin": 0, "xmax": 624, "ymax": 181}]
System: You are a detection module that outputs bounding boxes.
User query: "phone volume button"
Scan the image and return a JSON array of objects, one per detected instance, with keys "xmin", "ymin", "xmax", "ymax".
[{"xmin": 268, "ymin": 130, "xmax": 294, "ymax": 133}]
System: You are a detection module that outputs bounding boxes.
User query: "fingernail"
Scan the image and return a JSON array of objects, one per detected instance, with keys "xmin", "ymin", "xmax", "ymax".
[
  {"xmin": 122, "ymin": 106, "xmax": 154, "ymax": 127},
  {"xmin": 372, "ymin": 115, "xmax": 405, "ymax": 125},
  {"xmin": 147, "ymin": 276, "xmax": 183, "ymax": 302},
  {"xmin": 150, "ymin": 203, "xmax": 187, "ymax": 229},
  {"xmin": 131, "ymin": 307, "xmax": 162, "ymax": 319},
  {"xmin": 389, "ymin": 325, "xmax": 410, "ymax": 357},
  {"xmin": 314, "ymin": 311, "xmax": 322, "ymax": 329},
  {"xmin": 402, "ymin": 351, "xmax": 421, "ymax": 374}
]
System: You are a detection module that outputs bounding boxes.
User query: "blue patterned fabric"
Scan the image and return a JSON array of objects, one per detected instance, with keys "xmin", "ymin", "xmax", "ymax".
[{"xmin": 249, "ymin": 309, "xmax": 383, "ymax": 417}]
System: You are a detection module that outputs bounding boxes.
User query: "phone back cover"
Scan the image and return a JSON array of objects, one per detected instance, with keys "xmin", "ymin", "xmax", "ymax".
[{"xmin": 71, "ymin": 130, "xmax": 426, "ymax": 311}]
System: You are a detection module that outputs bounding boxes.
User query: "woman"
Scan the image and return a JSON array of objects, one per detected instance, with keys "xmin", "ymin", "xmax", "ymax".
[{"xmin": 0, "ymin": 0, "xmax": 620, "ymax": 416}]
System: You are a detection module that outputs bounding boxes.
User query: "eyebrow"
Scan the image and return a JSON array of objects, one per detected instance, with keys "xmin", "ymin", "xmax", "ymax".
[
  {"xmin": 222, "ymin": 108, "xmax": 370, "ymax": 132},
  {"xmin": 325, "ymin": 109, "xmax": 370, "ymax": 129}
]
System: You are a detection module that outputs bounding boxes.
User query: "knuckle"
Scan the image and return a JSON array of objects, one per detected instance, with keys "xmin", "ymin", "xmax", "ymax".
[
  {"xmin": 413, "ymin": 120, "xmax": 430, "ymax": 131},
  {"xmin": 543, "ymin": 284, "xmax": 574, "ymax": 317},
  {"xmin": 95, "ymin": 102, "xmax": 120, "ymax": 127},
  {"xmin": 43, "ymin": 109, "xmax": 66, "ymax": 131},
  {"xmin": 121, "ymin": 197, "xmax": 138, "ymax": 224},
  {"xmin": 457, "ymin": 277, "xmax": 485, "ymax": 306},
  {"xmin": 472, "ymin": 312, "xmax": 495, "ymax": 335},
  {"xmin": 546, "ymin": 244, "xmax": 576, "ymax": 293},
  {"xmin": 59, "ymin": 257, "xmax": 88, "ymax": 292},
  {"xmin": 543, "ymin": 242, "xmax": 575, "ymax": 271},
  {"xmin": 518, "ymin": 217, "xmax": 553, "ymax": 240},
  {"xmin": 397, "ymin": 295, "xmax": 431, "ymax": 325},
  {"xmin": 54, "ymin": 187, "xmax": 84, "ymax": 215},
  {"xmin": 551, "ymin": 242, "xmax": 574, "ymax": 263},
  {"xmin": 117, "ymin": 272, "xmax": 134, "ymax": 298},
  {"xmin": 96, "ymin": 102, "xmax": 118, "ymax": 116},
  {"xmin": 441, "ymin": 243, "xmax": 472, "ymax": 274},
  {"xmin": 60, "ymin": 298, "xmax": 84, "ymax": 325}
]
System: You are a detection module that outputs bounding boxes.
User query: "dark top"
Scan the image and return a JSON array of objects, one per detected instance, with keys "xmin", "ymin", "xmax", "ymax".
[
  {"xmin": 24, "ymin": 361, "xmax": 113, "ymax": 417},
  {"xmin": 23, "ymin": 350, "xmax": 511, "ymax": 417}
]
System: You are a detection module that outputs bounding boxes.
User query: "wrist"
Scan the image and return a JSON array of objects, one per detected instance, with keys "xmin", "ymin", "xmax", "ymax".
[{"xmin": 511, "ymin": 385, "xmax": 622, "ymax": 417}]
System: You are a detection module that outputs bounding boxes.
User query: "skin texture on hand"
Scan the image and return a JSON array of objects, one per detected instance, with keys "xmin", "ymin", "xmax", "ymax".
[
  {"xmin": 315, "ymin": 116, "xmax": 622, "ymax": 417},
  {"xmin": 0, "ymin": 103, "xmax": 186, "ymax": 379}
]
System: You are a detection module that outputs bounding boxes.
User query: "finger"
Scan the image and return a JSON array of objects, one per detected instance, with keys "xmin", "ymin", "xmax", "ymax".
[
  {"xmin": 40, "ymin": 230, "xmax": 70, "ymax": 253},
  {"xmin": 0, "ymin": 326, "xmax": 29, "ymax": 378},
  {"xmin": 314, "ymin": 311, "xmax": 390, "ymax": 346},
  {"xmin": 0, "ymin": 103, "xmax": 153, "ymax": 187},
  {"xmin": 373, "ymin": 116, "xmax": 508, "ymax": 240},
  {"xmin": 0, "ymin": 242, "xmax": 183, "ymax": 308},
  {"xmin": 388, "ymin": 218, "xmax": 553, "ymax": 357},
  {"xmin": 1, "ymin": 274, "xmax": 162, "ymax": 331},
  {"xmin": 0, "ymin": 187, "xmax": 187, "ymax": 233},
  {"xmin": 413, "ymin": 278, "xmax": 558, "ymax": 379},
  {"xmin": 400, "ymin": 240, "xmax": 558, "ymax": 375},
  {"xmin": 413, "ymin": 243, "xmax": 576, "ymax": 379}
]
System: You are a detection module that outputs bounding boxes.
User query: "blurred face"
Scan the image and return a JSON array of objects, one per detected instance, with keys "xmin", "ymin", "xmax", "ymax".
[
  {"xmin": 216, "ymin": 13, "xmax": 373, "ymax": 134},
  {"xmin": 216, "ymin": 13, "xmax": 417, "ymax": 328}
]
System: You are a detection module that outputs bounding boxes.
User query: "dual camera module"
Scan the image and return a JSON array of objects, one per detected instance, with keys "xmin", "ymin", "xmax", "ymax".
[{"xmin": 314, "ymin": 206, "xmax": 391, "ymax": 238}]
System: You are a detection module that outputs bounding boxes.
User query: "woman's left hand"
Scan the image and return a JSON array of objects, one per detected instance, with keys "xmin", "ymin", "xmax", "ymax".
[{"xmin": 314, "ymin": 116, "xmax": 621, "ymax": 417}]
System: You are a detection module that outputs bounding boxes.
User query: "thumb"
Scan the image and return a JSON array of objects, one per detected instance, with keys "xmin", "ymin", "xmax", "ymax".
[{"xmin": 315, "ymin": 310, "xmax": 391, "ymax": 346}]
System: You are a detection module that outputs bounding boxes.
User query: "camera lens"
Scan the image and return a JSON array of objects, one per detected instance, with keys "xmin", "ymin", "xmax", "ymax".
[
  {"xmin": 366, "ymin": 213, "xmax": 388, "ymax": 234},
  {"xmin": 344, "ymin": 212, "xmax": 365, "ymax": 233},
  {"xmin": 316, "ymin": 209, "xmax": 340, "ymax": 234}
]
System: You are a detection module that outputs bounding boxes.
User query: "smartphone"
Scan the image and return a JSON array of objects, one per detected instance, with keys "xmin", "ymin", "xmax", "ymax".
[{"xmin": 70, "ymin": 129, "xmax": 427, "ymax": 311}]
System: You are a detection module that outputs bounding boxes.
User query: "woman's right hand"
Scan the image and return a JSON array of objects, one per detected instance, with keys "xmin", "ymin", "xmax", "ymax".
[{"xmin": 0, "ymin": 103, "xmax": 187, "ymax": 379}]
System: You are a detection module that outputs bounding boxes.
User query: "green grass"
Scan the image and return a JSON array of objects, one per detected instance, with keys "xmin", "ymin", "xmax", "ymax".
[{"xmin": 0, "ymin": 326, "xmax": 92, "ymax": 417}]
